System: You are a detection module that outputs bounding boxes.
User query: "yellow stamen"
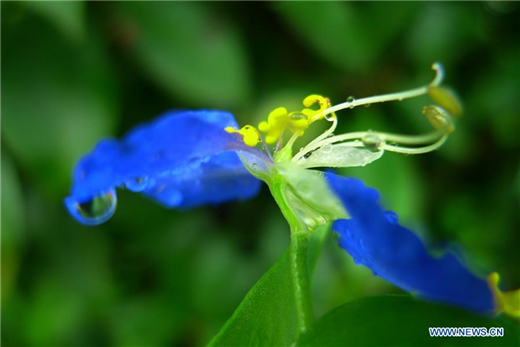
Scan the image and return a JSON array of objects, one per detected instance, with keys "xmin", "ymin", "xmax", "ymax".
[
  {"xmin": 302, "ymin": 94, "xmax": 336, "ymax": 122},
  {"xmin": 225, "ymin": 125, "xmax": 260, "ymax": 147},
  {"xmin": 488, "ymin": 272, "xmax": 520, "ymax": 318},
  {"xmin": 257, "ymin": 95, "xmax": 334, "ymax": 145},
  {"xmin": 258, "ymin": 107, "xmax": 288, "ymax": 144}
]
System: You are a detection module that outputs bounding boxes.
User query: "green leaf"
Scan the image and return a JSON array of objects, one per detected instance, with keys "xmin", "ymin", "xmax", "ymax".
[
  {"xmin": 1, "ymin": 151, "xmax": 25, "ymax": 302},
  {"xmin": 273, "ymin": 2, "xmax": 417, "ymax": 72},
  {"xmin": 297, "ymin": 295, "xmax": 520, "ymax": 347},
  {"xmin": 116, "ymin": 2, "xmax": 251, "ymax": 108},
  {"xmin": 209, "ymin": 225, "xmax": 330, "ymax": 347},
  {"xmin": 23, "ymin": 1, "xmax": 86, "ymax": 43},
  {"xmin": 2, "ymin": 13, "xmax": 117, "ymax": 194}
]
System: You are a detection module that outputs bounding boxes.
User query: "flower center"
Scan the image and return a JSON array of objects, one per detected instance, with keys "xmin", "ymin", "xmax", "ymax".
[{"xmin": 226, "ymin": 62, "xmax": 462, "ymax": 166}]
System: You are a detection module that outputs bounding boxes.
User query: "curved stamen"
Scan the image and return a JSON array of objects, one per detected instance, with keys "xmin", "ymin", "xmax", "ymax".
[
  {"xmin": 380, "ymin": 134, "xmax": 448, "ymax": 155},
  {"xmin": 305, "ymin": 114, "xmax": 338, "ymax": 148},
  {"xmin": 285, "ymin": 130, "xmax": 303, "ymax": 150},
  {"xmin": 310, "ymin": 63, "xmax": 445, "ymax": 123},
  {"xmin": 292, "ymin": 130, "xmax": 445, "ymax": 163},
  {"xmin": 429, "ymin": 62, "xmax": 444, "ymax": 87}
]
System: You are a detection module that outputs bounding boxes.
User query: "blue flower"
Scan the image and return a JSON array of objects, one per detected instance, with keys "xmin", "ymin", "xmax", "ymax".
[
  {"xmin": 65, "ymin": 64, "xmax": 519, "ymax": 317},
  {"xmin": 65, "ymin": 110, "xmax": 266, "ymax": 225},
  {"xmin": 325, "ymin": 173, "xmax": 495, "ymax": 313}
]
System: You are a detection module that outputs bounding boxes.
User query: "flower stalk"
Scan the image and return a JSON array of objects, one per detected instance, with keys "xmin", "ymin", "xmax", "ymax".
[{"xmin": 269, "ymin": 174, "xmax": 315, "ymax": 335}]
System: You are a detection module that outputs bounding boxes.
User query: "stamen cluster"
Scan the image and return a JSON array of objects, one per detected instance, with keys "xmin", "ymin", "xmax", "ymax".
[{"xmin": 225, "ymin": 63, "xmax": 462, "ymax": 165}]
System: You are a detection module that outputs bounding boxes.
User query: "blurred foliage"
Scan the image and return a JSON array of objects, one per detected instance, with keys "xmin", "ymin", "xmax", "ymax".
[
  {"xmin": 298, "ymin": 296, "xmax": 520, "ymax": 346},
  {"xmin": 1, "ymin": 1, "xmax": 519, "ymax": 346}
]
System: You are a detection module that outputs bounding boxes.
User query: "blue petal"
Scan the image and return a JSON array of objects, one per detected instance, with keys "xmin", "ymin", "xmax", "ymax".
[
  {"xmin": 66, "ymin": 110, "xmax": 266, "ymax": 225},
  {"xmin": 326, "ymin": 173, "xmax": 494, "ymax": 313}
]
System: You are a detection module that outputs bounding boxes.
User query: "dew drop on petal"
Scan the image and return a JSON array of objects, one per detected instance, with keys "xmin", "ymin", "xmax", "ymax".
[
  {"xmin": 187, "ymin": 157, "xmax": 201, "ymax": 168},
  {"xmin": 321, "ymin": 144, "xmax": 332, "ymax": 153},
  {"xmin": 164, "ymin": 190, "xmax": 183, "ymax": 206},
  {"xmin": 384, "ymin": 211, "xmax": 399, "ymax": 224},
  {"xmin": 124, "ymin": 177, "xmax": 149, "ymax": 192},
  {"xmin": 65, "ymin": 188, "xmax": 117, "ymax": 226}
]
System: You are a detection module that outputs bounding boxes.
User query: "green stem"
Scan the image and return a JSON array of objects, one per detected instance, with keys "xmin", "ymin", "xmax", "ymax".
[
  {"xmin": 290, "ymin": 231, "xmax": 314, "ymax": 333},
  {"xmin": 269, "ymin": 177, "xmax": 315, "ymax": 334}
]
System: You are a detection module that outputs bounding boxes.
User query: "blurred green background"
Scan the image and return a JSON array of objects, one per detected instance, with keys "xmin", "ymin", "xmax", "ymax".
[{"xmin": 2, "ymin": 1, "xmax": 519, "ymax": 346}]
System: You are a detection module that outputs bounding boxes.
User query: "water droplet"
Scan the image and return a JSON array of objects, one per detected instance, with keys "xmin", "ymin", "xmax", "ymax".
[
  {"xmin": 65, "ymin": 189, "xmax": 117, "ymax": 226},
  {"xmin": 320, "ymin": 144, "xmax": 332, "ymax": 153},
  {"xmin": 362, "ymin": 134, "xmax": 383, "ymax": 150},
  {"xmin": 384, "ymin": 211, "xmax": 399, "ymax": 224},
  {"xmin": 364, "ymin": 103, "xmax": 371, "ymax": 108},
  {"xmin": 164, "ymin": 190, "xmax": 183, "ymax": 206},
  {"xmin": 346, "ymin": 95, "xmax": 356, "ymax": 109},
  {"xmin": 290, "ymin": 113, "xmax": 306, "ymax": 121},
  {"xmin": 125, "ymin": 177, "xmax": 149, "ymax": 192},
  {"xmin": 324, "ymin": 113, "xmax": 335, "ymax": 121},
  {"xmin": 297, "ymin": 181, "xmax": 312, "ymax": 193}
]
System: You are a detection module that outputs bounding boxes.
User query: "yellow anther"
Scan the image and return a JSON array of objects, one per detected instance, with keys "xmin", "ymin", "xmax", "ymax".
[
  {"xmin": 258, "ymin": 107, "xmax": 289, "ymax": 144},
  {"xmin": 258, "ymin": 121, "xmax": 270, "ymax": 133},
  {"xmin": 488, "ymin": 272, "xmax": 520, "ymax": 318},
  {"xmin": 422, "ymin": 105, "xmax": 454, "ymax": 134},
  {"xmin": 257, "ymin": 95, "xmax": 334, "ymax": 145},
  {"xmin": 428, "ymin": 86, "xmax": 463, "ymax": 117},
  {"xmin": 302, "ymin": 94, "xmax": 331, "ymax": 120},
  {"xmin": 288, "ymin": 113, "xmax": 309, "ymax": 131},
  {"xmin": 225, "ymin": 125, "xmax": 260, "ymax": 147}
]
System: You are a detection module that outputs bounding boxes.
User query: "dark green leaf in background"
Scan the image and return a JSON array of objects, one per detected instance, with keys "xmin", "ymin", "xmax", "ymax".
[
  {"xmin": 23, "ymin": 1, "xmax": 86, "ymax": 43},
  {"xmin": 273, "ymin": 2, "xmax": 417, "ymax": 73},
  {"xmin": 2, "ymin": 8, "xmax": 118, "ymax": 194},
  {"xmin": 115, "ymin": 2, "xmax": 251, "ymax": 109},
  {"xmin": 297, "ymin": 296, "xmax": 520, "ymax": 347},
  {"xmin": 1, "ymin": 152, "xmax": 25, "ymax": 303}
]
